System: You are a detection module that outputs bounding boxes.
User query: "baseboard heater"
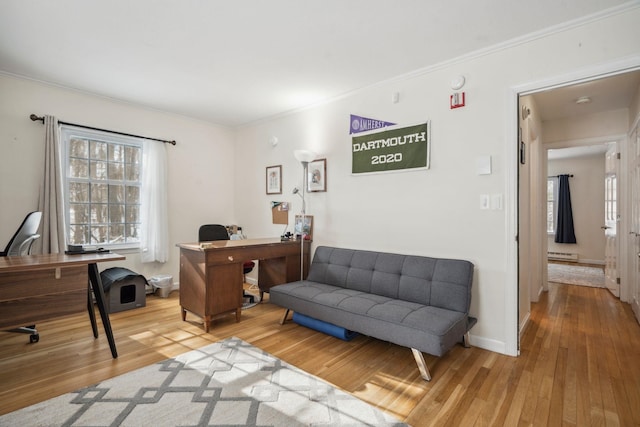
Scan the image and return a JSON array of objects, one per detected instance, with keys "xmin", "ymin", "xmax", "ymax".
[{"xmin": 547, "ymin": 251, "xmax": 578, "ymax": 261}]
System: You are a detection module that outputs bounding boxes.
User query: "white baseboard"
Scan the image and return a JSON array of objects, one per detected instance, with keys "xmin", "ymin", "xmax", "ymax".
[
  {"xmin": 519, "ymin": 311, "xmax": 531, "ymax": 338},
  {"xmin": 468, "ymin": 334, "xmax": 512, "ymax": 356}
]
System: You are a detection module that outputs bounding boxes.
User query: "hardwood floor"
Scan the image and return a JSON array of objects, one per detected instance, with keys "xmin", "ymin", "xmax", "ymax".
[{"xmin": 1, "ymin": 284, "xmax": 639, "ymax": 426}]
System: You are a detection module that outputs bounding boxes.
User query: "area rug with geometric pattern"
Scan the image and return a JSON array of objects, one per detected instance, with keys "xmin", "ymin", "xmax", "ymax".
[
  {"xmin": 0, "ymin": 337, "xmax": 406, "ymax": 427},
  {"xmin": 548, "ymin": 263, "xmax": 605, "ymax": 288}
]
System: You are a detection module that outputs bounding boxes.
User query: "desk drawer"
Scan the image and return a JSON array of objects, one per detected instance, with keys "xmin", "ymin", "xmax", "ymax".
[{"xmin": 0, "ymin": 266, "xmax": 87, "ymax": 329}]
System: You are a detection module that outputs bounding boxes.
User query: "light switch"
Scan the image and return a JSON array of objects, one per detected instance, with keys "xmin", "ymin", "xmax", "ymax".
[
  {"xmin": 476, "ymin": 155, "xmax": 492, "ymax": 175},
  {"xmin": 491, "ymin": 194, "xmax": 503, "ymax": 210},
  {"xmin": 480, "ymin": 194, "xmax": 490, "ymax": 210}
]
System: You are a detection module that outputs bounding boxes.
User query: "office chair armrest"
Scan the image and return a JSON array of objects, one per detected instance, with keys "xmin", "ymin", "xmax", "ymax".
[{"xmin": 17, "ymin": 235, "xmax": 40, "ymax": 255}]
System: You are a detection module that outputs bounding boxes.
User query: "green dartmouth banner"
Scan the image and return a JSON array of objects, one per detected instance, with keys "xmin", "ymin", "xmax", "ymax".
[{"xmin": 351, "ymin": 122, "xmax": 430, "ymax": 174}]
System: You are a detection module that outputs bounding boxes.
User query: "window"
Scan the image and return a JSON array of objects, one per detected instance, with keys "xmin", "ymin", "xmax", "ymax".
[
  {"xmin": 605, "ymin": 174, "xmax": 616, "ymax": 222},
  {"xmin": 547, "ymin": 178, "xmax": 556, "ymax": 233},
  {"xmin": 62, "ymin": 126, "xmax": 143, "ymax": 249}
]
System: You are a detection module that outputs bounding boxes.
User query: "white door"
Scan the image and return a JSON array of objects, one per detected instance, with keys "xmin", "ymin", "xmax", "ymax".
[
  {"xmin": 604, "ymin": 144, "xmax": 619, "ymax": 296},
  {"xmin": 630, "ymin": 125, "xmax": 640, "ymax": 323}
]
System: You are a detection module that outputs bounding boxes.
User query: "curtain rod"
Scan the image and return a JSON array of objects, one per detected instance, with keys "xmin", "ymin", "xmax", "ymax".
[
  {"xmin": 548, "ymin": 174, "xmax": 574, "ymax": 178},
  {"xmin": 30, "ymin": 114, "xmax": 177, "ymax": 146}
]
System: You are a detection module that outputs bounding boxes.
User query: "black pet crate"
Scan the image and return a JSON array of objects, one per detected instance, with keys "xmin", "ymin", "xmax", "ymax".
[{"xmin": 99, "ymin": 267, "xmax": 148, "ymax": 313}]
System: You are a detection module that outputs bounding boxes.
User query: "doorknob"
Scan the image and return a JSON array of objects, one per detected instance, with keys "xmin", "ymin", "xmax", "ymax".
[{"xmin": 601, "ymin": 226, "xmax": 610, "ymax": 230}]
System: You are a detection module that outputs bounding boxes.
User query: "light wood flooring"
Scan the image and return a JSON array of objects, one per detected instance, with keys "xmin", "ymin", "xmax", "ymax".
[{"xmin": 1, "ymin": 283, "xmax": 639, "ymax": 426}]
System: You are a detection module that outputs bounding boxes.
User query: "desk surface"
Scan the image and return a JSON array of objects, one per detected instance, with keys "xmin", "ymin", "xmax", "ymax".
[
  {"xmin": 0, "ymin": 252, "xmax": 125, "ymax": 272},
  {"xmin": 177, "ymin": 237, "xmax": 303, "ymax": 252}
]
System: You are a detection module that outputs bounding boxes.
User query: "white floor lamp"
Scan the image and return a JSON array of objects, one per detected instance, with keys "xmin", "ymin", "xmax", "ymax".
[{"xmin": 294, "ymin": 149, "xmax": 316, "ymax": 281}]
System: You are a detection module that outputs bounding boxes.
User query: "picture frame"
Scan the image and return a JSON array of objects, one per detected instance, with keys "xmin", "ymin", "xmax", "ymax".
[
  {"xmin": 266, "ymin": 165, "xmax": 282, "ymax": 194},
  {"xmin": 307, "ymin": 158, "xmax": 326, "ymax": 192},
  {"xmin": 294, "ymin": 215, "xmax": 313, "ymax": 240}
]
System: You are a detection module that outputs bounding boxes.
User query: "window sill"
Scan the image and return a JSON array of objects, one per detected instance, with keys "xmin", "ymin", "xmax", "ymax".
[
  {"xmin": 83, "ymin": 244, "xmax": 140, "ymax": 253},
  {"xmin": 109, "ymin": 247, "xmax": 140, "ymax": 255}
]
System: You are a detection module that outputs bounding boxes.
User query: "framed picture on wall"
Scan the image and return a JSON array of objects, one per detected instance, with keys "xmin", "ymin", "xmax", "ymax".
[
  {"xmin": 294, "ymin": 215, "xmax": 313, "ymax": 240},
  {"xmin": 266, "ymin": 165, "xmax": 282, "ymax": 194},
  {"xmin": 307, "ymin": 158, "xmax": 326, "ymax": 192}
]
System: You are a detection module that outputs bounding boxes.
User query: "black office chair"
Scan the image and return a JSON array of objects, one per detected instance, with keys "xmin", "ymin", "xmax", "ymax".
[
  {"xmin": 198, "ymin": 224, "xmax": 256, "ymax": 303},
  {"xmin": 1, "ymin": 211, "xmax": 43, "ymax": 343}
]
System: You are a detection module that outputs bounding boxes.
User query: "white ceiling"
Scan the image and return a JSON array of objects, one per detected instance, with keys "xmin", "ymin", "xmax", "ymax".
[
  {"xmin": 0, "ymin": 0, "xmax": 635, "ymax": 127},
  {"xmin": 530, "ymin": 71, "xmax": 640, "ymax": 122},
  {"xmin": 529, "ymin": 69, "xmax": 640, "ymax": 161}
]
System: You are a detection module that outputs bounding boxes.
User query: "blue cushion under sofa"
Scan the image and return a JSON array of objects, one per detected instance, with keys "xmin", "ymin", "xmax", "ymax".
[{"xmin": 269, "ymin": 246, "xmax": 477, "ymax": 381}]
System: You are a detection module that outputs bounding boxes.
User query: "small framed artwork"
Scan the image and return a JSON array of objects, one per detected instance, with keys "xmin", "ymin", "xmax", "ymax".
[
  {"xmin": 294, "ymin": 215, "xmax": 313, "ymax": 240},
  {"xmin": 266, "ymin": 165, "xmax": 282, "ymax": 194},
  {"xmin": 307, "ymin": 158, "xmax": 326, "ymax": 192}
]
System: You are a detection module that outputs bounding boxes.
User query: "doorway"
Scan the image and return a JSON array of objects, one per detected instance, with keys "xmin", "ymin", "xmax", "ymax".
[
  {"xmin": 516, "ymin": 68, "xmax": 640, "ymax": 341},
  {"xmin": 546, "ymin": 143, "xmax": 611, "ymax": 291}
]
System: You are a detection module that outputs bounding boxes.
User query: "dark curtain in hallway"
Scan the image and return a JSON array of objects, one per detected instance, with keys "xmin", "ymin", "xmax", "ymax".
[{"xmin": 555, "ymin": 174, "xmax": 577, "ymax": 244}]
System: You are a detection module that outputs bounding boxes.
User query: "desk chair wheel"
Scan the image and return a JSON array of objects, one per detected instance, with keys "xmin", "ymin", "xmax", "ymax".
[{"xmin": 10, "ymin": 325, "xmax": 39, "ymax": 343}]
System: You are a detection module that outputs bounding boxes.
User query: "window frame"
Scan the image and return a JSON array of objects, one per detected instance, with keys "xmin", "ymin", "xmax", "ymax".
[
  {"xmin": 61, "ymin": 125, "xmax": 144, "ymax": 250},
  {"xmin": 604, "ymin": 173, "xmax": 616, "ymax": 224}
]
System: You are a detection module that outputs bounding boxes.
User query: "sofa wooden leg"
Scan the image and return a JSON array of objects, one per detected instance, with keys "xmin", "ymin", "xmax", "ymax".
[
  {"xmin": 279, "ymin": 309, "xmax": 291, "ymax": 325},
  {"xmin": 411, "ymin": 348, "xmax": 432, "ymax": 381},
  {"xmin": 463, "ymin": 331, "xmax": 472, "ymax": 348}
]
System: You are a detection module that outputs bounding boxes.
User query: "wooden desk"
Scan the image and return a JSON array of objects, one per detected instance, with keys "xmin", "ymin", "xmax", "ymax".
[
  {"xmin": 0, "ymin": 252, "xmax": 125, "ymax": 358},
  {"xmin": 177, "ymin": 238, "xmax": 311, "ymax": 331}
]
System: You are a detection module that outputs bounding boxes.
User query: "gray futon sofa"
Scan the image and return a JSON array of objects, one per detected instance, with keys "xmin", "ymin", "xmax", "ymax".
[{"xmin": 269, "ymin": 246, "xmax": 476, "ymax": 381}]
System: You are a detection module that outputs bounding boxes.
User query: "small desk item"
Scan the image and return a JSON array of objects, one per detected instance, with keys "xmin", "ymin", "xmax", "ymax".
[
  {"xmin": 0, "ymin": 252, "xmax": 125, "ymax": 358},
  {"xmin": 177, "ymin": 238, "xmax": 311, "ymax": 332}
]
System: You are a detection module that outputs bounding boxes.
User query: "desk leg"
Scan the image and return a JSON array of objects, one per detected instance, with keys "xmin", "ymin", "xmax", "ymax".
[
  {"xmin": 87, "ymin": 283, "xmax": 98, "ymax": 338},
  {"xmin": 88, "ymin": 263, "xmax": 118, "ymax": 358}
]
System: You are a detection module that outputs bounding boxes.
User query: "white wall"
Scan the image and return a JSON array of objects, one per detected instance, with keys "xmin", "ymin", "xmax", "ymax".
[
  {"xmin": 234, "ymin": 8, "xmax": 640, "ymax": 355},
  {"xmin": 542, "ymin": 107, "xmax": 629, "ymax": 266},
  {"xmin": 548, "ymin": 154, "xmax": 606, "ymax": 263},
  {"xmin": 0, "ymin": 74, "xmax": 237, "ymax": 283},
  {"xmin": 544, "ymin": 108, "xmax": 629, "ymax": 143}
]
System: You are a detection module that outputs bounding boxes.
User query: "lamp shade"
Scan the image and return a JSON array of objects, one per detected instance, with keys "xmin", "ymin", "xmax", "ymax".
[{"xmin": 294, "ymin": 149, "xmax": 316, "ymax": 163}]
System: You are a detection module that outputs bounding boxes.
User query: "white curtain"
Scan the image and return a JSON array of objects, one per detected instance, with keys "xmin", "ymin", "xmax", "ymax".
[
  {"xmin": 140, "ymin": 139, "xmax": 169, "ymax": 263},
  {"xmin": 36, "ymin": 115, "xmax": 66, "ymax": 254}
]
